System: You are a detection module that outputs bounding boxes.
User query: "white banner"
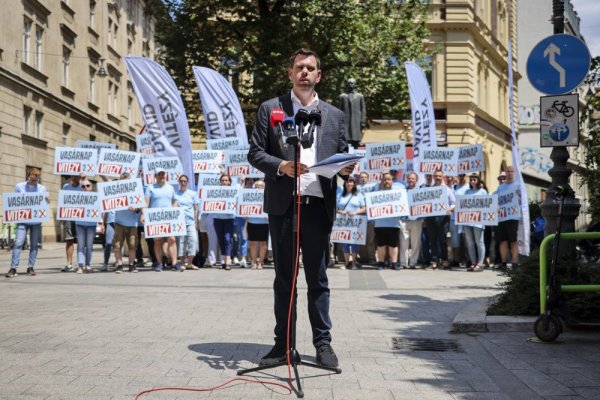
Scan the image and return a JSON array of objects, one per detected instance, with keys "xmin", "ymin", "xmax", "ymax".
[
  {"xmin": 125, "ymin": 56, "xmax": 195, "ymax": 190},
  {"xmin": 418, "ymin": 148, "xmax": 459, "ymax": 175},
  {"xmin": 237, "ymin": 189, "xmax": 267, "ymax": 218},
  {"xmin": 76, "ymin": 140, "xmax": 117, "ymax": 154},
  {"xmin": 192, "ymin": 150, "xmax": 223, "ymax": 174},
  {"xmin": 405, "ymin": 61, "xmax": 438, "ymax": 177},
  {"xmin": 331, "ymin": 215, "xmax": 368, "ymax": 245},
  {"xmin": 224, "ymin": 150, "xmax": 264, "ymax": 178},
  {"xmin": 136, "ymin": 133, "xmax": 155, "ymax": 156},
  {"xmin": 508, "ymin": 42, "xmax": 530, "ymax": 255},
  {"xmin": 457, "ymin": 144, "xmax": 485, "ymax": 174},
  {"xmin": 57, "ymin": 191, "xmax": 101, "ymax": 222},
  {"xmin": 54, "ymin": 147, "xmax": 98, "ymax": 176},
  {"xmin": 141, "ymin": 157, "xmax": 184, "ymax": 185},
  {"xmin": 408, "ymin": 186, "xmax": 449, "ymax": 219},
  {"xmin": 206, "ymin": 137, "xmax": 247, "ymax": 151},
  {"xmin": 365, "ymin": 189, "xmax": 409, "ymax": 220},
  {"xmin": 193, "ymin": 66, "xmax": 248, "ymax": 146},
  {"xmin": 97, "ymin": 178, "xmax": 145, "ymax": 212},
  {"xmin": 364, "ymin": 141, "xmax": 406, "ymax": 172},
  {"xmin": 455, "ymin": 195, "xmax": 498, "ymax": 226},
  {"xmin": 497, "ymin": 189, "xmax": 522, "ymax": 222},
  {"xmin": 97, "ymin": 149, "xmax": 141, "ymax": 177},
  {"xmin": 2, "ymin": 193, "xmax": 49, "ymax": 223},
  {"xmin": 143, "ymin": 207, "xmax": 186, "ymax": 238},
  {"xmin": 200, "ymin": 186, "xmax": 239, "ymax": 215}
]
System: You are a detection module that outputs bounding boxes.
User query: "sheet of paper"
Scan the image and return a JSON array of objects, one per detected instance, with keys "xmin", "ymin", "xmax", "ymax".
[{"xmin": 309, "ymin": 154, "xmax": 363, "ymax": 178}]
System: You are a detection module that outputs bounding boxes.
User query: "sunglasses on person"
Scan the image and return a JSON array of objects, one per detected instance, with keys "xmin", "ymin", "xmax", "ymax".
[{"xmin": 82, "ymin": 184, "xmax": 92, "ymax": 188}]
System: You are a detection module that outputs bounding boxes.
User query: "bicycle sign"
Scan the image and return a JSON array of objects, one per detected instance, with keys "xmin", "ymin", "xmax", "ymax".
[{"xmin": 540, "ymin": 94, "xmax": 579, "ymax": 147}]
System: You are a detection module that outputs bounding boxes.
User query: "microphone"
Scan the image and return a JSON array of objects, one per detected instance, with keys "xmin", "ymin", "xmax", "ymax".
[
  {"xmin": 295, "ymin": 109, "xmax": 310, "ymax": 143},
  {"xmin": 270, "ymin": 108, "xmax": 285, "ymax": 140},
  {"xmin": 304, "ymin": 110, "xmax": 321, "ymax": 149},
  {"xmin": 282, "ymin": 117, "xmax": 299, "ymax": 145}
]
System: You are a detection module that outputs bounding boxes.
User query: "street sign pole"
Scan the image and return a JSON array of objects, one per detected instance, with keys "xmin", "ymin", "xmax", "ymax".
[{"xmin": 539, "ymin": 0, "xmax": 581, "ymax": 253}]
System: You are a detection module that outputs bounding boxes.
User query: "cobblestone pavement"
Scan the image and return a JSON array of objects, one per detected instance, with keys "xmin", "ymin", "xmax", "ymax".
[{"xmin": 1, "ymin": 245, "xmax": 599, "ymax": 400}]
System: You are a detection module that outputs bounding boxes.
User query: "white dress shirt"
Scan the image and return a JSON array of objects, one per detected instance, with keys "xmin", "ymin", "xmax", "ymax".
[{"xmin": 290, "ymin": 89, "xmax": 323, "ymax": 198}]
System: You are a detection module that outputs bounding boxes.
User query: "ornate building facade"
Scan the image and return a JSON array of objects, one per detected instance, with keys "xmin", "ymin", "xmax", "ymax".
[{"xmin": 0, "ymin": 0, "xmax": 157, "ymax": 240}]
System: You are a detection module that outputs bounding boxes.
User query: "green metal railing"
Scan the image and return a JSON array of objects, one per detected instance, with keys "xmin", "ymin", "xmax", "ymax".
[{"xmin": 539, "ymin": 232, "xmax": 600, "ymax": 314}]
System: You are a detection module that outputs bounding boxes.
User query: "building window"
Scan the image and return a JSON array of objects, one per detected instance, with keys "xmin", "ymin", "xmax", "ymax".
[
  {"xmin": 108, "ymin": 17, "xmax": 119, "ymax": 49},
  {"xmin": 108, "ymin": 78, "xmax": 120, "ymax": 116},
  {"xmin": 89, "ymin": 66, "xmax": 96, "ymax": 103},
  {"xmin": 127, "ymin": 96, "xmax": 133, "ymax": 122},
  {"xmin": 23, "ymin": 106, "xmax": 32, "ymax": 135},
  {"xmin": 62, "ymin": 124, "xmax": 70, "ymax": 146},
  {"xmin": 35, "ymin": 111, "xmax": 43, "ymax": 138},
  {"xmin": 127, "ymin": 38, "xmax": 132, "ymax": 55},
  {"xmin": 34, "ymin": 26, "xmax": 43, "ymax": 70},
  {"xmin": 89, "ymin": 0, "xmax": 96, "ymax": 29},
  {"xmin": 23, "ymin": 19, "xmax": 32, "ymax": 64},
  {"xmin": 142, "ymin": 40, "xmax": 150, "ymax": 57},
  {"xmin": 62, "ymin": 47, "xmax": 71, "ymax": 87}
]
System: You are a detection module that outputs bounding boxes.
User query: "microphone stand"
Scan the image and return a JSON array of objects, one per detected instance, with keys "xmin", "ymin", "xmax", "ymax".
[{"xmin": 237, "ymin": 140, "xmax": 342, "ymax": 398}]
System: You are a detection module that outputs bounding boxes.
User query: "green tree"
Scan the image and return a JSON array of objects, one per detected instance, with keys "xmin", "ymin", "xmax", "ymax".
[
  {"xmin": 581, "ymin": 56, "xmax": 600, "ymax": 222},
  {"xmin": 155, "ymin": 0, "xmax": 431, "ymax": 137}
]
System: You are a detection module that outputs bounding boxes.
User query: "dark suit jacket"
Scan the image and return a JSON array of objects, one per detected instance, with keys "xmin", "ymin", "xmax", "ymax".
[{"xmin": 248, "ymin": 92, "xmax": 348, "ymax": 224}]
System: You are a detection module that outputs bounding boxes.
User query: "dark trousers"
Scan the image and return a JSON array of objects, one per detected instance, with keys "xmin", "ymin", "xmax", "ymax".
[
  {"xmin": 426, "ymin": 216, "xmax": 449, "ymax": 262},
  {"xmin": 213, "ymin": 218, "xmax": 235, "ymax": 256},
  {"xmin": 269, "ymin": 202, "xmax": 332, "ymax": 347},
  {"xmin": 136, "ymin": 226, "xmax": 156, "ymax": 263}
]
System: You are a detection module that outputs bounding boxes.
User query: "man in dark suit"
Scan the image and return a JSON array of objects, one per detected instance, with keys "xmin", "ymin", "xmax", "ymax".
[{"xmin": 248, "ymin": 48, "xmax": 354, "ymax": 368}]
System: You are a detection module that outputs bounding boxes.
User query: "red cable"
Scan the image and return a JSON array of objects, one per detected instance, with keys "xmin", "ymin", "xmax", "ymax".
[{"xmin": 135, "ymin": 146, "xmax": 303, "ymax": 399}]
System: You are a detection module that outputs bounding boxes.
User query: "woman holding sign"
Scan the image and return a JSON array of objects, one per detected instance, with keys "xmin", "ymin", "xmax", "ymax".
[
  {"xmin": 247, "ymin": 180, "xmax": 269, "ymax": 270},
  {"xmin": 374, "ymin": 172, "xmax": 401, "ymax": 271},
  {"xmin": 75, "ymin": 179, "xmax": 97, "ymax": 274},
  {"xmin": 463, "ymin": 174, "xmax": 487, "ymax": 272},
  {"xmin": 213, "ymin": 174, "xmax": 236, "ymax": 271},
  {"xmin": 175, "ymin": 174, "xmax": 200, "ymax": 270},
  {"xmin": 336, "ymin": 177, "xmax": 366, "ymax": 269}
]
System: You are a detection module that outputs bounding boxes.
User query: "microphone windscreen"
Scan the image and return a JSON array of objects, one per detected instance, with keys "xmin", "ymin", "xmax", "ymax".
[
  {"xmin": 308, "ymin": 111, "xmax": 322, "ymax": 125},
  {"xmin": 295, "ymin": 109, "xmax": 310, "ymax": 124},
  {"xmin": 270, "ymin": 108, "xmax": 285, "ymax": 127},
  {"xmin": 283, "ymin": 117, "xmax": 296, "ymax": 129}
]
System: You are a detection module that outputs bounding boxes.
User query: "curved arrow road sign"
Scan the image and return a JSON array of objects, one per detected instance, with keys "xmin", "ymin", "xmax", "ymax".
[{"xmin": 527, "ymin": 34, "xmax": 591, "ymax": 95}]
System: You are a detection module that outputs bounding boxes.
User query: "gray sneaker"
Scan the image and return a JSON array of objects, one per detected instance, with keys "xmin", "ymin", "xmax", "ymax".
[{"xmin": 61, "ymin": 265, "xmax": 75, "ymax": 272}]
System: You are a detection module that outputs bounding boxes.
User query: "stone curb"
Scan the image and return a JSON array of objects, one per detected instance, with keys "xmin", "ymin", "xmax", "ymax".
[{"xmin": 452, "ymin": 295, "xmax": 537, "ymax": 333}]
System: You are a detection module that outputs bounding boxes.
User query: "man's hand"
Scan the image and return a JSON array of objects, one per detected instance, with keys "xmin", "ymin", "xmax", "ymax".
[
  {"xmin": 279, "ymin": 160, "xmax": 309, "ymax": 178},
  {"xmin": 339, "ymin": 163, "xmax": 357, "ymax": 176}
]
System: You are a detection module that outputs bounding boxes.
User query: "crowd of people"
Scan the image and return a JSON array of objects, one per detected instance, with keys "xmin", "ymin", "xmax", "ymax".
[{"xmin": 4, "ymin": 164, "xmax": 522, "ymax": 278}]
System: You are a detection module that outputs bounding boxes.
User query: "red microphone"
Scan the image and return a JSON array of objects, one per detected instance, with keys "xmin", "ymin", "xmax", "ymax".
[{"xmin": 270, "ymin": 108, "xmax": 285, "ymax": 127}]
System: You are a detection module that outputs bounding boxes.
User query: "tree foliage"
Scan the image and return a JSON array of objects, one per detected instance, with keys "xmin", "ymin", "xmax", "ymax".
[
  {"xmin": 154, "ymin": 0, "xmax": 431, "ymax": 137},
  {"xmin": 580, "ymin": 56, "xmax": 600, "ymax": 222}
]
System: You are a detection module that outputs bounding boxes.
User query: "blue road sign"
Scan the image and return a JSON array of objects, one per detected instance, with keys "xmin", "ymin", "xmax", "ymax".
[{"xmin": 526, "ymin": 34, "xmax": 591, "ymax": 95}]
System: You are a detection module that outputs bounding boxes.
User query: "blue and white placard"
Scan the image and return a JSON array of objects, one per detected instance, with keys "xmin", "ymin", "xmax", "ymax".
[
  {"xmin": 136, "ymin": 133, "xmax": 155, "ymax": 156},
  {"xmin": 54, "ymin": 147, "xmax": 98, "ymax": 176},
  {"xmin": 364, "ymin": 141, "xmax": 406, "ymax": 172},
  {"xmin": 408, "ymin": 186, "xmax": 449, "ymax": 219},
  {"xmin": 143, "ymin": 207, "xmax": 187, "ymax": 238},
  {"xmin": 224, "ymin": 150, "xmax": 264, "ymax": 178},
  {"xmin": 331, "ymin": 215, "xmax": 368, "ymax": 245},
  {"xmin": 418, "ymin": 148, "xmax": 459, "ymax": 175},
  {"xmin": 2, "ymin": 193, "xmax": 49, "ymax": 223},
  {"xmin": 206, "ymin": 137, "xmax": 245, "ymax": 151},
  {"xmin": 455, "ymin": 195, "xmax": 498, "ymax": 226},
  {"xmin": 98, "ymin": 149, "xmax": 142, "ymax": 177},
  {"xmin": 237, "ymin": 189, "xmax": 267, "ymax": 218},
  {"xmin": 76, "ymin": 140, "xmax": 117, "ymax": 154},
  {"xmin": 497, "ymin": 189, "xmax": 521, "ymax": 222},
  {"xmin": 457, "ymin": 144, "xmax": 485, "ymax": 174},
  {"xmin": 57, "ymin": 191, "xmax": 102, "ymax": 222},
  {"xmin": 365, "ymin": 189, "xmax": 409, "ymax": 220},
  {"xmin": 192, "ymin": 150, "xmax": 223, "ymax": 174},
  {"xmin": 199, "ymin": 187, "xmax": 239, "ymax": 215},
  {"xmin": 141, "ymin": 157, "xmax": 184, "ymax": 185},
  {"xmin": 97, "ymin": 178, "xmax": 145, "ymax": 212}
]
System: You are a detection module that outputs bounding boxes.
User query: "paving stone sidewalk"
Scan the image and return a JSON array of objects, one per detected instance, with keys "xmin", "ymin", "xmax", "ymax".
[{"xmin": 1, "ymin": 246, "xmax": 599, "ymax": 400}]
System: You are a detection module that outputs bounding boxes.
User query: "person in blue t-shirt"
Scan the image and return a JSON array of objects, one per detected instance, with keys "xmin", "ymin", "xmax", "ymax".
[
  {"xmin": 336, "ymin": 176, "xmax": 366, "ymax": 269},
  {"xmin": 5, "ymin": 168, "xmax": 49, "ymax": 278},
  {"xmin": 175, "ymin": 174, "xmax": 200, "ymax": 270},
  {"xmin": 74, "ymin": 179, "xmax": 97, "ymax": 274},
  {"xmin": 112, "ymin": 173, "xmax": 141, "ymax": 273},
  {"xmin": 143, "ymin": 168, "xmax": 178, "ymax": 271},
  {"xmin": 493, "ymin": 166, "xmax": 521, "ymax": 268},
  {"xmin": 463, "ymin": 174, "xmax": 488, "ymax": 272},
  {"xmin": 373, "ymin": 172, "xmax": 401, "ymax": 271},
  {"xmin": 61, "ymin": 173, "xmax": 84, "ymax": 272},
  {"xmin": 212, "ymin": 174, "xmax": 236, "ymax": 270}
]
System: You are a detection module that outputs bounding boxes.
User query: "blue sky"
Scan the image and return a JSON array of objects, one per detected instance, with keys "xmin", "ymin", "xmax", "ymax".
[{"xmin": 571, "ymin": 0, "xmax": 600, "ymax": 57}]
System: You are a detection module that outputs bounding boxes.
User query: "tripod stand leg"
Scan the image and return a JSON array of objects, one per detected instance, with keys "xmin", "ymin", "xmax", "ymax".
[
  {"xmin": 236, "ymin": 360, "xmax": 288, "ymax": 375},
  {"xmin": 299, "ymin": 359, "xmax": 342, "ymax": 374},
  {"xmin": 292, "ymin": 363, "xmax": 304, "ymax": 398}
]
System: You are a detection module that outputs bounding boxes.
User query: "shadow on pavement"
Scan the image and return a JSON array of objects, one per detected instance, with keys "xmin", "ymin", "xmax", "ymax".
[{"xmin": 188, "ymin": 342, "xmax": 273, "ymax": 370}]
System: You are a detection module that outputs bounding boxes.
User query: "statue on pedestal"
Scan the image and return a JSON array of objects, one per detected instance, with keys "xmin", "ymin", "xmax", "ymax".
[{"xmin": 339, "ymin": 78, "xmax": 367, "ymax": 148}]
